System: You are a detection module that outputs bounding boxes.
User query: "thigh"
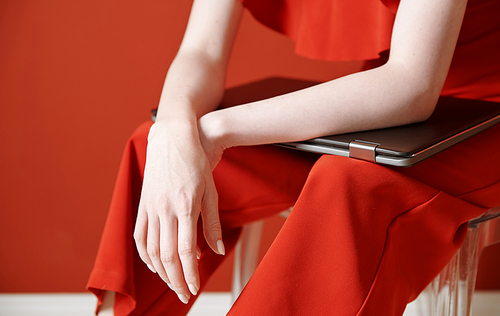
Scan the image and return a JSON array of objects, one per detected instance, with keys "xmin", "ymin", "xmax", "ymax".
[
  {"xmin": 395, "ymin": 122, "xmax": 500, "ymax": 207},
  {"xmin": 228, "ymin": 152, "xmax": 489, "ymax": 315}
]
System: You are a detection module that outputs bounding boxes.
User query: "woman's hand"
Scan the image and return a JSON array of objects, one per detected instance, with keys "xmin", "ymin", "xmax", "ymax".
[
  {"xmin": 132, "ymin": 0, "xmax": 243, "ymax": 304},
  {"xmin": 134, "ymin": 120, "xmax": 225, "ymax": 304}
]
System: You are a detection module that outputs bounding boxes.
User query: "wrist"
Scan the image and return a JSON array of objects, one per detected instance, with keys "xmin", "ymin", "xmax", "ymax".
[
  {"xmin": 154, "ymin": 100, "xmax": 198, "ymax": 124},
  {"xmin": 148, "ymin": 115, "xmax": 199, "ymax": 144},
  {"xmin": 198, "ymin": 111, "xmax": 230, "ymax": 151}
]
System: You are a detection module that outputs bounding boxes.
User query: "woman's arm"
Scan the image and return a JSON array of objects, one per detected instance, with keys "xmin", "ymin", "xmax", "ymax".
[
  {"xmin": 200, "ymin": 0, "xmax": 467, "ymax": 149},
  {"xmin": 156, "ymin": 0, "xmax": 243, "ymax": 122},
  {"xmin": 134, "ymin": 0, "xmax": 243, "ymax": 304}
]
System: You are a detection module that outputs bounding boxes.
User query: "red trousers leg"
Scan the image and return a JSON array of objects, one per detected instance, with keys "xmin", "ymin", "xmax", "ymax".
[
  {"xmin": 229, "ymin": 124, "xmax": 500, "ymax": 316},
  {"xmin": 87, "ymin": 121, "xmax": 318, "ymax": 315},
  {"xmin": 228, "ymin": 155, "xmax": 488, "ymax": 316}
]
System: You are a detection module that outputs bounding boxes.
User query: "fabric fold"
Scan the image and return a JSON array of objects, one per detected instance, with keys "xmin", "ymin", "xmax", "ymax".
[{"xmin": 242, "ymin": 0, "xmax": 396, "ymax": 61}]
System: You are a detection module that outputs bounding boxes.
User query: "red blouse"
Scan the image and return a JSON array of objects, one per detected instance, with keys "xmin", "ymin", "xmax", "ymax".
[{"xmin": 242, "ymin": 0, "xmax": 500, "ymax": 101}]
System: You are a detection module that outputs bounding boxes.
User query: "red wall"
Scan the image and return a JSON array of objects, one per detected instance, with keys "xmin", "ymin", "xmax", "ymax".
[{"xmin": 0, "ymin": 1, "xmax": 498, "ymax": 293}]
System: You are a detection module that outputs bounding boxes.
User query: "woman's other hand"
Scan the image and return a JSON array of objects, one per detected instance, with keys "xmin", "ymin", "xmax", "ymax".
[{"xmin": 134, "ymin": 120, "xmax": 224, "ymax": 304}]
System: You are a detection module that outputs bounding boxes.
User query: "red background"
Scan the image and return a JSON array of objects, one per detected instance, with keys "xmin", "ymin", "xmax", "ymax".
[{"xmin": 0, "ymin": 0, "xmax": 498, "ymax": 293}]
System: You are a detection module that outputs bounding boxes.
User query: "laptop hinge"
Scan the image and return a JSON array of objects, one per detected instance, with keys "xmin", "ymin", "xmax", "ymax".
[{"xmin": 349, "ymin": 140, "xmax": 380, "ymax": 162}]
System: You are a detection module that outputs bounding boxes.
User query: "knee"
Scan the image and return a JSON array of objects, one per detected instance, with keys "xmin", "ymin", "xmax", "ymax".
[{"xmin": 307, "ymin": 155, "xmax": 381, "ymax": 189}]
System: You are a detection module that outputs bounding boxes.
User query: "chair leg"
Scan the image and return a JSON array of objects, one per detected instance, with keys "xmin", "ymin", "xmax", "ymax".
[
  {"xmin": 456, "ymin": 208, "xmax": 500, "ymax": 316},
  {"xmin": 426, "ymin": 236, "xmax": 463, "ymax": 316},
  {"xmin": 231, "ymin": 208, "xmax": 292, "ymax": 302},
  {"xmin": 416, "ymin": 207, "xmax": 500, "ymax": 316},
  {"xmin": 97, "ymin": 291, "xmax": 115, "ymax": 316},
  {"xmin": 231, "ymin": 220, "xmax": 264, "ymax": 303}
]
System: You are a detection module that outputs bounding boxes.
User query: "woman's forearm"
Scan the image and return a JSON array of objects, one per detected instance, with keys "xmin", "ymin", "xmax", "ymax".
[
  {"xmin": 201, "ymin": 62, "xmax": 437, "ymax": 148},
  {"xmin": 154, "ymin": 0, "xmax": 243, "ymax": 125},
  {"xmin": 154, "ymin": 51, "xmax": 227, "ymax": 124}
]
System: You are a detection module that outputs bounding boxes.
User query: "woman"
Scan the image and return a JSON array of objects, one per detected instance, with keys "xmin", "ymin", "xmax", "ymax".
[{"xmin": 88, "ymin": 0, "xmax": 500, "ymax": 315}]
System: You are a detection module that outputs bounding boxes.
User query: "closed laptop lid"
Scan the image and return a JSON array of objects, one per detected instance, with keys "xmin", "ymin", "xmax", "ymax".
[{"xmin": 300, "ymin": 96, "xmax": 500, "ymax": 158}]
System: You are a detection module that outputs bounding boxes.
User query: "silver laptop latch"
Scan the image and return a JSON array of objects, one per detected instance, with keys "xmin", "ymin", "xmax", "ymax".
[{"xmin": 349, "ymin": 140, "xmax": 380, "ymax": 162}]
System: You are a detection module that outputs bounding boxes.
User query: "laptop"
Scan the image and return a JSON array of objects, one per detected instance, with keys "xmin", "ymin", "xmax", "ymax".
[
  {"xmin": 278, "ymin": 95, "xmax": 500, "ymax": 167},
  {"xmin": 154, "ymin": 77, "xmax": 500, "ymax": 167}
]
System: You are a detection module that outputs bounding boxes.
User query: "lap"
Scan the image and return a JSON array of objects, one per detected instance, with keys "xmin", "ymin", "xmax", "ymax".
[{"xmin": 129, "ymin": 119, "xmax": 500, "ymax": 224}]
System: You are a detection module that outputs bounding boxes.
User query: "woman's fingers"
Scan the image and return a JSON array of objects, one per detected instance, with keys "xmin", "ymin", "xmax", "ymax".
[
  {"xmin": 157, "ymin": 217, "xmax": 194, "ymax": 304},
  {"xmin": 201, "ymin": 177, "xmax": 225, "ymax": 255},
  {"xmin": 136, "ymin": 207, "xmax": 201, "ymax": 304},
  {"xmin": 134, "ymin": 208, "xmax": 156, "ymax": 273},
  {"xmin": 148, "ymin": 216, "xmax": 172, "ymax": 286},
  {"xmin": 177, "ymin": 214, "xmax": 200, "ymax": 297}
]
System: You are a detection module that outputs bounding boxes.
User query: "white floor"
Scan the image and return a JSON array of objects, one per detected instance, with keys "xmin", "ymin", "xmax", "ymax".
[{"xmin": 0, "ymin": 292, "xmax": 499, "ymax": 315}]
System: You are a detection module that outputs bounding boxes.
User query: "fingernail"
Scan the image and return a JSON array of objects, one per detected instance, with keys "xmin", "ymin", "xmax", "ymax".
[
  {"xmin": 217, "ymin": 240, "xmax": 225, "ymax": 255},
  {"xmin": 188, "ymin": 284, "xmax": 198, "ymax": 296},
  {"xmin": 178, "ymin": 294, "xmax": 189, "ymax": 304},
  {"xmin": 147, "ymin": 264, "xmax": 156, "ymax": 273}
]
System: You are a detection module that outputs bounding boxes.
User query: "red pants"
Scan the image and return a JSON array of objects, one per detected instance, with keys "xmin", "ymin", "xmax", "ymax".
[{"xmin": 87, "ymin": 121, "xmax": 500, "ymax": 315}]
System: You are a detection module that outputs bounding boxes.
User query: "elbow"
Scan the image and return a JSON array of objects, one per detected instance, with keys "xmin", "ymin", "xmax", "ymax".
[
  {"xmin": 381, "ymin": 57, "xmax": 446, "ymax": 124},
  {"xmin": 408, "ymin": 81, "xmax": 442, "ymax": 123},
  {"xmin": 408, "ymin": 91, "xmax": 439, "ymax": 123},
  {"xmin": 386, "ymin": 62, "xmax": 444, "ymax": 124}
]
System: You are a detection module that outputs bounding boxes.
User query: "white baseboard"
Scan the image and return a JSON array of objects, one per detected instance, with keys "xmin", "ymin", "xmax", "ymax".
[
  {"xmin": 0, "ymin": 292, "xmax": 232, "ymax": 316},
  {"xmin": 188, "ymin": 293, "xmax": 232, "ymax": 316},
  {"xmin": 0, "ymin": 293, "xmax": 97, "ymax": 316},
  {"xmin": 0, "ymin": 291, "xmax": 498, "ymax": 316}
]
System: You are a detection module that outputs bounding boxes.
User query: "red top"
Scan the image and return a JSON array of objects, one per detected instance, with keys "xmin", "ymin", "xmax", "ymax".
[{"xmin": 242, "ymin": 0, "xmax": 500, "ymax": 101}]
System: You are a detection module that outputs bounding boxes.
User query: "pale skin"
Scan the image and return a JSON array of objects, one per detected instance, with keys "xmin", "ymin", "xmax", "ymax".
[{"xmin": 99, "ymin": 0, "xmax": 468, "ymax": 312}]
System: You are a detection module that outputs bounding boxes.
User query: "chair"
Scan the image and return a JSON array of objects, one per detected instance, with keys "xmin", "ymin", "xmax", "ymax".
[
  {"xmin": 231, "ymin": 207, "xmax": 292, "ymax": 301},
  {"xmin": 231, "ymin": 206, "xmax": 500, "ymax": 316}
]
